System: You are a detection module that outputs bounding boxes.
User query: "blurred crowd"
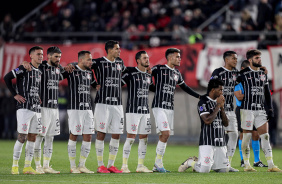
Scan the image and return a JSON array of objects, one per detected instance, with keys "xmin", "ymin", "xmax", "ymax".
[{"xmin": 1, "ymin": 0, "xmax": 282, "ymax": 49}]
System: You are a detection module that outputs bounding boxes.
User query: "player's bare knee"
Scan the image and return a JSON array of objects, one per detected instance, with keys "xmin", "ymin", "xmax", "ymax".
[
  {"xmin": 96, "ymin": 131, "xmax": 106, "ymax": 140},
  {"xmin": 112, "ymin": 134, "xmax": 120, "ymax": 140},
  {"xmin": 127, "ymin": 133, "xmax": 136, "ymax": 139},
  {"xmin": 83, "ymin": 134, "xmax": 92, "ymax": 142},
  {"xmin": 27, "ymin": 133, "xmax": 37, "ymax": 142},
  {"xmin": 252, "ymin": 131, "xmax": 259, "ymax": 140},
  {"xmin": 139, "ymin": 134, "xmax": 148, "ymax": 139},
  {"xmin": 17, "ymin": 134, "xmax": 27, "ymax": 143}
]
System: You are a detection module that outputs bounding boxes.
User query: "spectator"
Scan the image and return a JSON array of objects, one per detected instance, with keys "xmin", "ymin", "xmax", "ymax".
[
  {"xmin": 156, "ymin": 8, "xmax": 171, "ymax": 31},
  {"xmin": 257, "ymin": 0, "xmax": 273, "ymax": 30},
  {"xmin": 0, "ymin": 14, "xmax": 14, "ymax": 42}
]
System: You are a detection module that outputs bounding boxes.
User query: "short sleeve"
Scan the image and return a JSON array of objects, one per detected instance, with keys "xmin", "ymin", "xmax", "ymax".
[
  {"xmin": 198, "ymin": 100, "xmax": 210, "ymax": 116},
  {"xmin": 12, "ymin": 65, "xmax": 26, "ymax": 78}
]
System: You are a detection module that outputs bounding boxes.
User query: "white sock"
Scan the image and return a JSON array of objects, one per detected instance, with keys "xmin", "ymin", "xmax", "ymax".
[
  {"xmin": 155, "ymin": 141, "xmax": 167, "ymax": 166},
  {"xmin": 78, "ymin": 141, "xmax": 91, "ymax": 167},
  {"xmin": 68, "ymin": 139, "xmax": 77, "ymax": 168},
  {"xmin": 24, "ymin": 141, "xmax": 35, "ymax": 167},
  {"xmin": 260, "ymin": 133, "xmax": 274, "ymax": 168},
  {"xmin": 43, "ymin": 136, "xmax": 54, "ymax": 168},
  {"xmin": 107, "ymin": 138, "xmax": 120, "ymax": 168},
  {"xmin": 122, "ymin": 138, "xmax": 135, "ymax": 166},
  {"xmin": 242, "ymin": 133, "xmax": 252, "ymax": 166},
  {"xmin": 95, "ymin": 139, "xmax": 104, "ymax": 167},
  {"xmin": 12, "ymin": 140, "xmax": 24, "ymax": 167},
  {"xmin": 227, "ymin": 131, "xmax": 238, "ymax": 165},
  {"xmin": 138, "ymin": 138, "xmax": 148, "ymax": 167},
  {"xmin": 34, "ymin": 135, "xmax": 44, "ymax": 167}
]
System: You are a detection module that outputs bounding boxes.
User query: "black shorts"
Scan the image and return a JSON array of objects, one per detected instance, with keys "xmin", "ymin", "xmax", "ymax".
[{"xmin": 236, "ymin": 106, "xmax": 257, "ymax": 132}]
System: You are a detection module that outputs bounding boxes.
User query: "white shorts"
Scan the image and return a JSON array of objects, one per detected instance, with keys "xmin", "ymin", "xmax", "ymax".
[
  {"xmin": 40, "ymin": 107, "xmax": 60, "ymax": 136},
  {"xmin": 94, "ymin": 103, "xmax": 124, "ymax": 134},
  {"xmin": 152, "ymin": 108, "xmax": 174, "ymax": 135},
  {"xmin": 197, "ymin": 145, "xmax": 229, "ymax": 172},
  {"xmin": 224, "ymin": 111, "xmax": 238, "ymax": 132},
  {"xmin": 67, "ymin": 110, "xmax": 95, "ymax": 135},
  {"xmin": 17, "ymin": 109, "xmax": 42, "ymax": 134},
  {"xmin": 240, "ymin": 109, "xmax": 267, "ymax": 130},
  {"xmin": 126, "ymin": 113, "xmax": 151, "ymax": 135}
]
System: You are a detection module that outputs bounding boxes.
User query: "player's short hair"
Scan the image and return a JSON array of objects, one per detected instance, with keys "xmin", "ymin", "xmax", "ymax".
[
  {"xmin": 78, "ymin": 50, "xmax": 91, "ymax": 59},
  {"xmin": 241, "ymin": 60, "xmax": 250, "ymax": 69},
  {"xmin": 29, "ymin": 46, "xmax": 43, "ymax": 55},
  {"xmin": 105, "ymin": 40, "xmax": 119, "ymax": 54},
  {"xmin": 207, "ymin": 78, "xmax": 224, "ymax": 94},
  {"xmin": 135, "ymin": 50, "xmax": 147, "ymax": 63},
  {"xmin": 47, "ymin": 46, "xmax": 61, "ymax": 55},
  {"xmin": 165, "ymin": 48, "xmax": 180, "ymax": 59},
  {"xmin": 246, "ymin": 49, "xmax": 261, "ymax": 60},
  {"xmin": 223, "ymin": 51, "xmax": 236, "ymax": 61}
]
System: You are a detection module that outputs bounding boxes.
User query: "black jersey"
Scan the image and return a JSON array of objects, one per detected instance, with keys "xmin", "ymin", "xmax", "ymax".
[
  {"xmin": 92, "ymin": 56, "xmax": 126, "ymax": 105},
  {"xmin": 10, "ymin": 65, "xmax": 42, "ymax": 112},
  {"xmin": 40, "ymin": 61, "xmax": 63, "ymax": 109},
  {"xmin": 237, "ymin": 66, "xmax": 269, "ymax": 110},
  {"xmin": 198, "ymin": 95, "xmax": 226, "ymax": 146},
  {"xmin": 151, "ymin": 64, "xmax": 184, "ymax": 110},
  {"xmin": 211, "ymin": 67, "xmax": 239, "ymax": 111},
  {"xmin": 62, "ymin": 65, "xmax": 96, "ymax": 110},
  {"xmin": 122, "ymin": 67, "xmax": 153, "ymax": 114}
]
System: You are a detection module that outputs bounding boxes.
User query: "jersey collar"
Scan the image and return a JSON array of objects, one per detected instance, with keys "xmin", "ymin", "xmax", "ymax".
[
  {"xmin": 135, "ymin": 67, "xmax": 147, "ymax": 73},
  {"xmin": 221, "ymin": 66, "xmax": 232, "ymax": 72},
  {"xmin": 76, "ymin": 65, "xmax": 86, "ymax": 71},
  {"xmin": 165, "ymin": 64, "xmax": 175, "ymax": 70},
  {"xmin": 207, "ymin": 96, "xmax": 216, "ymax": 102},
  {"xmin": 248, "ymin": 66, "xmax": 260, "ymax": 72},
  {"xmin": 103, "ymin": 56, "xmax": 116, "ymax": 63}
]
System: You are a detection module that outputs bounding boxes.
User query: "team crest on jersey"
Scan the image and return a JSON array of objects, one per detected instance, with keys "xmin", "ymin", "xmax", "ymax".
[
  {"xmin": 116, "ymin": 64, "xmax": 122, "ymax": 71},
  {"xmin": 131, "ymin": 124, "xmax": 137, "ymax": 131},
  {"xmin": 76, "ymin": 125, "xmax": 81, "ymax": 132},
  {"xmin": 99, "ymin": 122, "xmax": 105, "ymax": 129},
  {"xmin": 22, "ymin": 124, "xmax": 28, "ymax": 131},
  {"xmin": 246, "ymin": 121, "xmax": 252, "ymax": 127},
  {"xmin": 56, "ymin": 68, "xmax": 60, "ymax": 74},
  {"xmin": 204, "ymin": 157, "xmax": 211, "ymax": 164},
  {"xmin": 260, "ymin": 74, "xmax": 265, "ymax": 81},
  {"xmin": 87, "ymin": 73, "xmax": 91, "ymax": 80},
  {"xmin": 173, "ymin": 74, "xmax": 179, "ymax": 81},
  {"xmin": 163, "ymin": 121, "xmax": 168, "ymax": 128},
  {"xmin": 232, "ymin": 74, "xmax": 236, "ymax": 81}
]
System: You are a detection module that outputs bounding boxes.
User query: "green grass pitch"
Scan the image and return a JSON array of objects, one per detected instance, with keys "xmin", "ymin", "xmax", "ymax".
[{"xmin": 0, "ymin": 140, "xmax": 282, "ymax": 184}]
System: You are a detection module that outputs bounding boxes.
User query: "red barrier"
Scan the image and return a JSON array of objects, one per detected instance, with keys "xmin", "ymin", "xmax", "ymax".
[{"xmin": 1, "ymin": 43, "xmax": 203, "ymax": 87}]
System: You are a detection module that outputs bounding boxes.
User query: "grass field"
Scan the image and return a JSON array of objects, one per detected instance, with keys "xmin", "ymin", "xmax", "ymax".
[{"xmin": 0, "ymin": 140, "xmax": 282, "ymax": 184}]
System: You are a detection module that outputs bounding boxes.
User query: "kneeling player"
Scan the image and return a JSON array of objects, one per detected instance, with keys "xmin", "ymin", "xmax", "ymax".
[{"xmin": 178, "ymin": 79, "xmax": 230, "ymax": 173}]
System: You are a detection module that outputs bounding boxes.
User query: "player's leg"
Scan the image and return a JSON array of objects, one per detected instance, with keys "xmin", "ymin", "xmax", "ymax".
[
  {"xmin": 94, "ymin": 104, "xmax": 109, "ymax": 173},
  {"xmin": 240, "ymin": 109, "xmax": 256, "ymax": 171},
  {"xmin": 121, "ymin": 113, "xmax": 138, "ymax": 173},
  {"xmin": 42, "ymin": 109, "xmax": 60, "ymax": 173},
  {"xmin": 77, "ymin": 110, "xmax": 94, "ymax": 174},
  {"xmin": 107, "ymin": 105, "xmax": 123, "ymax": 173},
  {"xmin": 152, "ymin": 108, "xmax": 170, "ymax": 172},
  {"xmin": 212, "ymin": 146, "xmax": 229, "ymax": 173},
  {"xmin": 192, "ymin": 146, "xmax": 213, "ymax": 173},
  {"xmin": 225, "ymin": 112, "xmax": 238, "ymax": 172},
  {"xmin": 34, "ymin": 135, "xmax": 44, "ymax": 173},
  {"xmin": 67, "ymin": 110, "xmax": 81, "ymax": 173},
  {"xmin": 12, "ymin": 133, "xmax": 27, "ymax": 174},
  {"xmin": 235, "ymin": 106, "xmax": 244, "ymax": 167},
  {"xmin": 23, "ymin": 112, "xmax": 42, "ymax": 175},
  {"xmin": 136, "ymin": 114, "xmax": 152, "ymax": 173},
  {"xmin": 255, "ymin": 110, "xmax": 281, "ymax": 172},
  {"xmin": 252, "ymin": 129, "xmax": 267, "ymax": 167}
]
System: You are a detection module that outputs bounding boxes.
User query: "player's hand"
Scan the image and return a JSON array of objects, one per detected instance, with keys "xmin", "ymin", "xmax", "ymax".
[
  {"xmin": 39, "ymin": 98, "xmax": 42, "ymax": 104},
  {"xmin": 260, "ymin": 66, "xmax": 268, "ymax": 74},
  {"xmin": 22, "ymin": 61, "xmax": 32, "ymax": 71},
  {"xmin": 64, "ymin": 64, "xmax": 75, "ymax": 73},
  {"xmin": 14, "ymin": 94, "xmax": 26, "ymax": 104},
  {"xmin": 96, "ymin": 85, "xmax": 101, "ymax": 91},
  {"xmin": 216, "ymin": 95, "xmax": 225, "ymax": 108},
  {"xmin": 146, "ymin": 67, "xmax": 152, "ymax": 74}
]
